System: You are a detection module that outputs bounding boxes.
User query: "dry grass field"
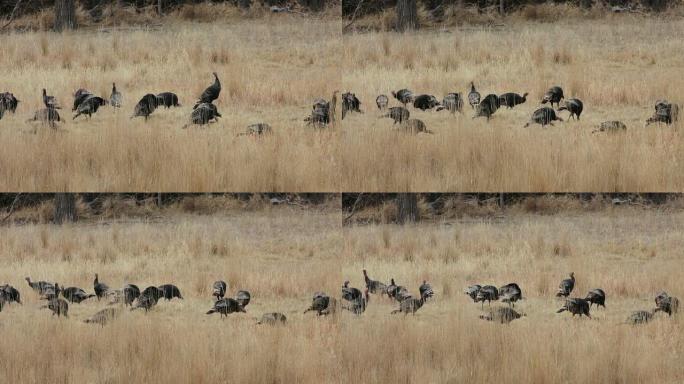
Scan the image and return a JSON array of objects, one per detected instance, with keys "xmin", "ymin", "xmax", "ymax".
[
  {"xmin": 0, "ymin": 200, "xmax": 343, "ymax": 383},
  {"xmin": 341, "ymin": 203, "xmax": 684, "ymax": 382},
  {"xmin": 339, "ymin": 207, "xmax": 684, "ymax": 383},
  {"xmin": 1, "ymin": 195, "xmax": 683, "ymax": 383},
  {"xmin": 341, "ymin": 17, "xmax": 684, "ymax": 191},
  {"xmin": 0, "ymin": 15, "xmax": 340, "ymax": 191}
]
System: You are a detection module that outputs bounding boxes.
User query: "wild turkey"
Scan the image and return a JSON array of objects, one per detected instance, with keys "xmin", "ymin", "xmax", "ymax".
[
  {"xmin": 156, "ymin": 92, "xmax": 181, "ymax": 108},
  {"xmin": 0, "ymin": 285, "xmax": 21, "ymax": 304},
  {"xmin": 158, "ymin": 284, "xmax": 183, "ymax": 300},
  {"xmin": 196, "ymin": 72, "xmax": 221, "ymax": 106},
  {"xmin": 646, "ymin": 100, "xmax": 679, "ymax": 125},
  {"xmin": 386, "ymin": 279, "xmax": 411, "ymax": 301},
  {"xmin": 61, "ymin": 286, "xmax": 95, "ymax": 304},
  {"xmin": 343, "ymin": 290, "xmax": 368, "ymax": 315},
  {"xmin": 235, "ymin": 290, "xmax": 251, "ymax": 308},
  {"xmin": 392, "ymin": 89, "xmax": 414, "ymax": 106},
  {"xmin": 212, "ymin": 280, "xmax": 227, "ymax": 300},
  {"xmin": 84, "ymin": 307, "xmax": 121, "ymax": 326},
  {"xmin": 131, "ymin": 94, "xmax": 158, "ymax": 120},
  {"xmin": 558, "ymin": 98, "xmax": 583, "ymax": 120},
  {"xmin": 525, "ymin": 107, "xmax": 563, "ymax": 127},
  {"xmin": 498, "ymin": 92, "xmax": 528, "ymax": 109},
  {"xmin": 73, "ymin": 95, "xmax": 107, "ymax": 120},
  {"xmin": 419, "ymin": 281, "xmax": 434, "ymax": 300},
  {"xmin": 540, "ymin": 86, "xmax": 564, "ymax": 107},
  {"xmin": 141, "ymin": 286, "xmax": 164, "ymax": 302},
  {"xmin": 654, "ymin": 292, "xmax": 679, "ymax": 316},
  {"xmin": 305, "ymin": 99, "xmax": 330, "ymax": 127},
  {"xmin": 480, "ymin": 306, "xmax": 524, "ymax": 324},
  {"xmin": 556, "ymin": 273, "xmax": 575, "ymax": 298},
  {"xmin": 473, "ymin": 94, "xmax": 499, "ymax": 121},
  {"xmin": 363, "ymin": 270, "xmax": 387, "ymax": 295},
  {"xmin": 110, "ymin": 83, "xmax": 122, "ymax": 108},
  {"xmin": 207, "ymin": 298, "xmax": 246, "ymax": 318},
  {"xmin": 556, "ymin": 298, "xmax": 591, "ymax": 318},
  {"xmin": 94, "ymin": 274, "xmax": 109, "ymax": 301},
  {"xmin": 376, "ymin": 94, "xmax": 389, "ymax": 110},
  {"xmin": 499, "ymin": 283, "xmax": 522, "ymax": 307},
  {"xmin": 585, "ymin": 289, "xmax": 606, "ymax": 309},
  {"xmin": 131, "ymin": 293, "xmax": 158, "ymax": 312},
  {"xmin": 381, "ymin": 106, "xmax": 410, "ymax": 124},
  {"xmin": 464, "ymin": 285, "xmax": 482, "ymax": 302},
  {"xmin": 122, "ymin": 284, "xmax": 140, "ymax": 306},
  {"xmin": 241, "ymin": 123, "xmax": 272, "ymax": 136},
  {"xmin": 342, "ymin": 281, "xmax": 363, "ymax": 302},
  {"xmin": 391, "ymin": 295, "xmax": 425, "ymax": 315},
  {"xmin": 25, "ymin": 278, "xmax": 54, "ymax": 295},
  {"xmin": 341, "ymin": 92, "xmax": 362, "ymax": 119},
  {"xmin": 186, "ymin": 102, "xmax": 221, "ymax": 126},
  {"xmin": 475, "ymin": 285, "xmax": 499, "ymax": 308},
  {"xmin": 42, "ymin": 298, "xmax": 69, "ymax": 317},
  {"xmin": 304, "ymin": 292, "xmax": 336, "ymax": 316},
  {"xmin": 41, "ymin": 283, "xmax": 59, "ymax": 301},
  {"xmin": 27, "ymin": 108, "xmax": 62, "ymax": 128},
  {"xmin": 400, "ymin": 119, "xmax": 432, "ymax": 134},
  {"xmin": 468, "ymin": 82, "xmax": 480, "ymax": 109},
  {"xmin": 0, "ymin": 92, "xmax": 19, "ymax": 113},
  {"xmin": 257, "ymin": 312, "xmax": 287, "ymax": 325},
  {"xmin": 626, "ymin": 310, "xmax": 654, "ymax": 325},
  {"xmin": 72, "ymin": 89, "xmax": 93, "ymax": 111},
  {"xmin": 436, "ymin": 93, "xmax": 463, "ymax": 113},
  {"xmin": 593, "ymin": 120, "xmax": 627, "ymax": 133},
  {"xmin": 42, "ymin": 88, "xmax": 61, "ymax": 109},
  {"xmin": 413, "ymin": 94, "xmax": 440, "ymax": 111}
]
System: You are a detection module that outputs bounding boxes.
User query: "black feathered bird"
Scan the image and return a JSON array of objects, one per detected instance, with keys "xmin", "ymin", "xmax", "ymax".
[
  {"xmin": 558, "ymin": 98, "xmax": 583, "ymax": 120},
  {"xmin": 196, "ymin": 72, "xmax": 221, "ymax": 106},
  {"xmin": 525, "ymin": 107, "xmax": 563, "ymax": 127},
  {"xmin": 156, "ymin": 92, "xmax": 181, "ymax": 108}
]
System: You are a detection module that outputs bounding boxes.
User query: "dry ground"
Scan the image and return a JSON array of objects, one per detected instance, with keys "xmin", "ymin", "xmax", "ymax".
[
  {"xmin": 0, "ymin": 205, "xmax": 343, "ymax": 383},
  {"xmin": 0, "ymin": 17, "xmax": 340, "ymax": 191},
  {"xmin": 341, "ymin": 18, "xmax": 684, "ymax": 191},
  {"xmin": 342, "ymin": 207, "xmax": 684, "ymax": 382},
  {"xmin": 1, "ymin": 198, "xmax": 683, "ymax": 383}
]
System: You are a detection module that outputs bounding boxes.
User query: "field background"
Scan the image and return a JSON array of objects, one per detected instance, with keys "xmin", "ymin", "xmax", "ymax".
[
  {"xmin": 0, "ymin": 197, "xmax": 344, "ymax": 383},
  {"xmin": 1, "ymin": 195, "xmax": 683, "ymax": 382},
  {"xmin": 341, "ymin": 18, "xmax": 684, "ymax": 191},
  {"xmin": 0, "ymin": 15, "xmax": 340, "ymax": 191},
  {"xmin": 341, "ymin": 200, "xmax": 684, "ymax": 382}
]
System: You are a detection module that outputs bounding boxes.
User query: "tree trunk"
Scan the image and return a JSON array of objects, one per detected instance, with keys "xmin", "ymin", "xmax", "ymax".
[
  {"xmin": 499, "ymin": 0, "xmax": 505, "ymax": 15},
  {"xmin": 157, "ymin": 0, "xmax": 163, "ymax": 15},
  {"xmin": 54, "ymin": 194, "xmax": 77, "ymax": 224},
  {"xmin": 396, "ymin": 194, "xmax": 418, "ymax": 224},
  {"xmin": 54, "ymin": 0, "xmax": 76, "ymax": 32},
  {"xmin": 396, "ymin": 0, "xmax": 418, "ymax": 32}
]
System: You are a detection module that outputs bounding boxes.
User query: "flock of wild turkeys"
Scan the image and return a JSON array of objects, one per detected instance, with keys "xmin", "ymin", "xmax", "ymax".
[
  {"xmin": 339, "ymin": 83, "xmax": 680, "ymax": 134},
  {"xmin": 0, "ymin": 271, "xmax": 677, "ymax": 326}
]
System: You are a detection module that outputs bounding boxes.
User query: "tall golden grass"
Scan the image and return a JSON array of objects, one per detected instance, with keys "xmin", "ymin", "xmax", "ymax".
[
  {"xmin": 342, "ymin": 206, "xmax": 684, "ymax": 382},
  {"xmin": 0, "ymin": 203, "xmax": 343, "ymax": 383},
  {"xmin": 0, "ymin": 18, "xmax": 340, "ymax": 191},
  {"xmin": 341, "ymin": 18, "xmax": 684, "ymax": 191}
]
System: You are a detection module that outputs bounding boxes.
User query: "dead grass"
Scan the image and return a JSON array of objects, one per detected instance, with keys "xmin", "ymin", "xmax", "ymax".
[
  {"xmin": 342, "ymin": 209, "xmax": 684, "ymax": 382},
  {"xmin": 0, "ymin": 206, "xmax": 342, "ymax": 383},
  {"xmin": 341, "ymin": 18, "xmax": 684, "ymax": 191},
  {"xmin": 0, "ymin": 19, "xmax": 340, "ymax": 191}
]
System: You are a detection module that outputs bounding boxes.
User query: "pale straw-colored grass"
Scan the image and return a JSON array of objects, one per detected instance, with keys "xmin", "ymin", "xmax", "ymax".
[{"xmin": 341, "ymin": 18, "xmax": 684, "ymax": 191}]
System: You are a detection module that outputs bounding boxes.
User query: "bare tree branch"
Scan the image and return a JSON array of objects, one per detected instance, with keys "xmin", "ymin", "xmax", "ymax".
[
  {"xmin": 1, "ymin": 0, "xmax": 24, "ymax": 31},
  {"xmin": 0, "ymin": 194, "xmax": 22, "ymax": 224},
  {"xmin": 343, "ymin": 0, "xmax": 365, "ymax": 32}
]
